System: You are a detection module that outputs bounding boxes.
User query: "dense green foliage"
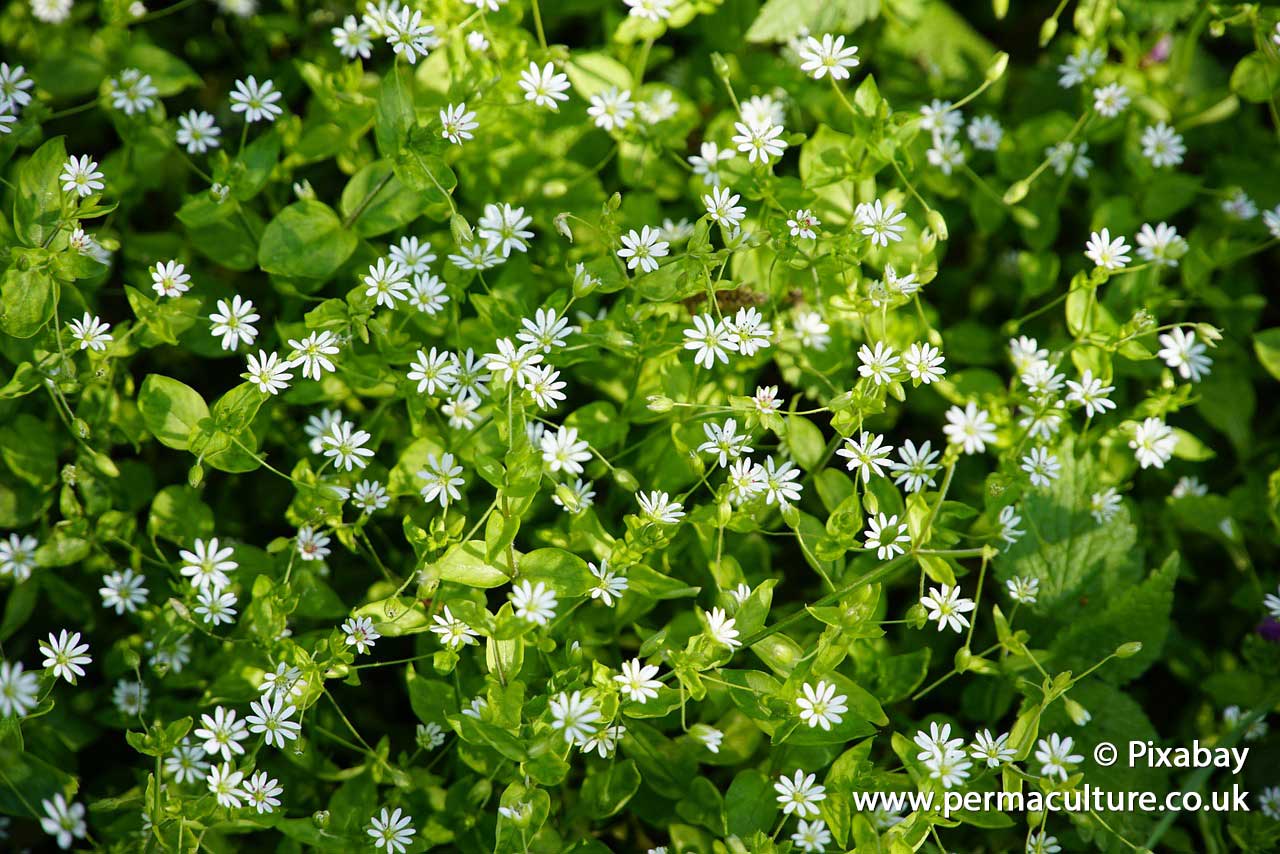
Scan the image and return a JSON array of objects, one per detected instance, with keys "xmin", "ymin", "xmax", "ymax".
[{"xmin": 3, "ymin": 0, "xmax": 1280, "ymax": 852}]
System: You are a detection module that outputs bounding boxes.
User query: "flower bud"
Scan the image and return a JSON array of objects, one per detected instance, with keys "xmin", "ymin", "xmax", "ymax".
[
  {"xmin": 1011, "ymin": 207, "xmax": 1040, "ymax": 229},
  {"xmin": 1064, "ymin": 696, "xmax": 1092, "ymax": 726},
  {"xmin": 1195, "ymin": 323, "xmax": 1223, "ymax": 346},
  {"xmin": 985, "ymin": 52, "xmax": 1009, "ymax": 83},
  {"xmin": 1038, "ymin": 17, "xmax": 1058, "ymax": 46},
  {"xmin": 450, "ymin": 213, "xmax": 474, "ymax": 244},
  {"xmin": 188, "ymin": 463, "xmax": 204, "ymax": 488},
  {"xmin": 925, "ymin": 209, "xmax": 949, "ymax": 241},
  {"xmin": 711, "ymin": 52, "xmax": 731, "ymax": 82},
  {"xmin": 613, "ymin": 468, "xmax": 639, "ymax": 491},
  {"xmin": 554, "ymin": 212, "xmax": 574, "ymax": 242},
  {"xmin": 647, "ymin": 394, "xmax": 674, "ymax": 413},
  {"xmin": 1003, "ymin": 180, "xmax": 1030, "ymax": 205},
  {"xmin": 313, "ymin": 810, "xmax": 330, "ymax": 829},
  {"xmin": 1115, "ymin": 641, "xmax": 1144, "ymax": 658}
]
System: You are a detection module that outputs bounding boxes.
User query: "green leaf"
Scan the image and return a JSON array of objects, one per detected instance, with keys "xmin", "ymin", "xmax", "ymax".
[
  {"xmin": 258, "ymin": 200, "xmax": 357, "ymax": 280},
  {"xmin": 1230, "ymin": 52, "xmax": 1280, "ymax": 103},
  {"xmin": 565, "ymin": 52, "xmax": 633, "ymax": 98},
  {"xmin": 747, "ymin": 0, "xmax": 880, "ymax": 43},
  {"xmin": 0, "ymin": 267, "xmax": 56, "ymax": 338},
  {"xmin": 138, "ymin": 375, "xmax": 210, "ymax": 451},
  {"xmin": 786, "ymin": 415, "xmax": 827, "ymax": 470},
  {"xmin": 996, "ymin": 436, "xmax": 1140, "ymax": 612},
  {"xmin": 340, "ymin": 160, "xmax": 425, "ymax": 237},
  {"xmin": 1253, "ymin": 328, "xmax": 1280, "ymax": 382},
  {"xmin": 394, "ymin": 126, "xmax": 458, "ymax": 207},
  {"xmin": 13, "ymin": 136, "xmax": 68, "ymax": 247},
  {"xmin": 0, "ymin": 413, "xmax": 58, "ymax": 487},
  {"xmin": 375, "ymin": 67, "xmax": 414, "ymax": 158},
  {"xmin": 581, "ymin": 759, "xmax": 641, "ymax": 818},
  {"xmin": 433, "ymin": 540, "xmax": 511, "ymax": 588},
  {"xmin": 124, "ymin": 44, "xmax": 200, "ymax": 96},
  {"xmin": 724, "ymin": 769, "xmax": 774, "ymax": 837}
]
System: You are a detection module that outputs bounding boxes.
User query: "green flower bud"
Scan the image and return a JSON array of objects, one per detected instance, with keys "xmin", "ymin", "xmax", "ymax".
[
  {"xmin": 925, "ymin": 209, "xmax": 949, "ymax": 241},
  {"xmin": 1038, "ymin": 17, "xmax": 1058, "ymax": 46},
  {"xmin": 985, "ymin": 51, "xmax": 1009, "ymax": 83},
  {"xmin": 1116, "ymin": 641, "xmax": 1144, "ymax": 658},
  {"xmin": 646, "ymin": 394, "xmax": 674, "ymax": 412},
  {"xmin": 1003, "ymin": 180, "xmax": 1030, "ymax": 205},
  {"xmin": 613, "ymin": 468, "xmax": 639, "ymax": 491},
  {"xmin": 313, "ymin": 810, "xmax": 330, "ymax": 829}
]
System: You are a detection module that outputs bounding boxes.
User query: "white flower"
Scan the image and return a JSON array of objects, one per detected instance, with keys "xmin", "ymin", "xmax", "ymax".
[
  {"xmin": 38, "ymin": 630, "xmax": 90, "ymax": 683},
  {"xmin": 753, "ymin": 385, "xmax": 781, "ymax": 415},
  {"xmin": 242, "ymin": 771, "xmax": 283, "ymax": 814},
  {"xmin": 552, "ymin": 478, "xmax": 596, "ymax": 513},
  {"xmin": 919, "ymin": 99, "xmax": 963, "ymax": 138},
  {"xmin": 1141, "ymin": 121, "xmax": 1185, "ymax": 168},
  {"xmin": 580, "ymin": 724, "xmax": 625, "ymax": 757},
  {"xmin": 970, "ymin": 729, "xmax": 1015, "ymax": 767},
  {"xmin": 179, "ymin": 537, "xmax": 238, "ymax": 592},
  {"xmin": 109, "ymin": 68, "xmax": 158, "ymax": 115},
  {"xmin": 0, "ymin": 533, "xmax": 37, "ymax": 582},
  {"xmin": 519, "ymin": 61, "xmax": 570, "ymax": 109},
  {"xmin": 1130, "ymin": 417, "xmax": 1177, "ymax": 469},
  {"xmin": 1058, "ymin": 46, "xmax": 1104, "ymax": 88},
  {"xmin": 430, "ymin": 606, "xmax": 478, "ymax": 649},
  {"xmin": 1156, "ymin": 327, "xmax": 1212, "ymax": 381},
  {"xmin": 407, "ymin": 347, "xmax": 459, "ymax": 395},
  {"xmin": 683, "ymin": 313, "xmax": 738, "ymax": 368},
  {"xmin": 260, "ymin": 663, "xmax": 304, "ymax": 701},
  {"xmin": 321, "ymin": 420, "xmax": 374, "ymax": 471},
  {"xmin": 921, "ymin": 584, "xmax": 976, "ymax": 632},
  {"xmin": 903, "ymin": 341, "xmax": 946, "ymax": 384},
  {"xmin": 99, "ymin": 568, "xmax": 149, "ymax": 614},
  {"xmin": 517, "ymin": 307, "xmax": 573, "ymax": 353},
  {"xmin": 864, "ymin": 513, "xmax": 910, "ymax": 559},
  {"xmin": 1224, "ymin": 705, "xmax": 1270, "ymax": 741},
  {"xmin": 418, "ymin": 452, "xmax": 465, "ymax": 507},
  {"xmin": 165, "ymin": 739, "xmax": 210, "ymax": 784},
  {"xmin": 541, "ymin": 425, "xmax": 591, "ymax": 475},
  {"xmin": 888, "ymin": 439, "xmax": 941, "ymax": 493},
  {"xmin": 705, "ymin": 606, "xmax": 741, "ymax": 649},
  {"xmin": 67, "ymin": 313, "xmax": 112, "ymax": 351},
  {"xmin": 1020, "ymin": 447, "xmax": 1061, "ymax": 487},
  {"xmin": 408, "ymin": 273, "xmax": 449, "ymax": 314},
  {"xmin": 288, "ymin": 330, "xmax": 341, "ymax": 380},
  {"xmin": 1046, "ymin": 140, "xmax": 1091, "ymax": 178},
  {"xmin": 698, "ymin": 418, "xmax": 752, "ymax": 467},
  {"xmin": 0, "ymin": 63, "xmax": 34, "ymax": 112},
  {"xmin": 439, "ymin": 102, "xmax": 477, "ymax": 144},
  {"xmin": 690, "ymin": 141, "xmax": 735, "ymax": 186},
  {"xmin": 774, "ymin": 770, "xmax": 826, "ymax": 817},
  {"xmin": 364, "ymin": 258, "xmax": 410, "ymax": 308},
  {"xmin": 1010, "ymin": 335, "xmax": 1048, "ymax": 373},
  {"xmin": 525, "ymin": 365, "xmax": 566, "ymax": 410},
  {"xmin": 332, "ymin": 15, "xmax": 373, "ymax": 58},
  {"xmin": 0, "ymin": 660, "xmax": 37, "ymax": 718},
  {"xmin": 1222, "ymin": 190, "xmax": 1258, "ymax": 220},
  {"xmin": 39, "ymin": 794, "xmax": 87, "ymax": 849},
  {"xmin": 1135, "ymin": 221, "xmax": 1187, "ymax": 267},
  {"xmin": 442, "ymin": 396, "xmax": 481, "ymax": 429},
  {"xmin": 792, "ymin": 818, "xmax": 832, "ymax": 853},
  {"xmin": 761, "ymin": 456, "xmax": 802, "ymax": 507},
  {"xmin": 204, "ymin": 761, "xmax": 244, "ymax": 808},
  {"xmin": 1084, "ymin": 228, "xmax": 1131, "ymax": 269},
  {"xmin": 923, "ymin": 747, "xmax": 973, "ymax": 789},
  {"xmin": 209, "ymin": 295, "xmax": 259, "ymax": 351},
  {"xmin": 731, "ymin": 120, "xmax": 788, "ymax": 165},
  {"xmin": 245, "ymin": 350, "xmax": 293, "ymax": 395},
  {"xmin": 638, "ymin": 491, "xmax": 684, "ymax": 524},
  {"xmin": 854, "ymin": 199, "xmax": 907, "ymax": 247},
  {"xmin": 857, "ymin": 341, "xmax": 900, "ymax": 385},
  {"xmin": 30, "ymin": 0, "xmax": 74, "ymax": 23},
  {"xmin": 914, "ymin": 721, "xmax": 964, "ymax": 762},
  {"xmin": 510, "ymin": 580, "xmax": 558, "ymax": 625},
  {"xmin": 247, "ymin": 692, "xmax": 301, "ymax": 749},
  {"xmin": 150, "ymin": 259, "xmax": 191, "ymax": 298},
  {"xmin": 1006, "ymin": 575, "xmax": 1039, "ymax": 603},
  {"xmin": 417, "ymin": 722, "xmax": 447, "ymax": 749},
  {"xmin": 1035, "ymin": 733, "xmax": 1084, "ymax": 780},
  {"xmin": 1090, "ymin": 487, "xmax": 1123, "ymax": 523},
  {"xmin": 1265, "ymin": 205, "xmax": 1280, "ymax": 239},
  {"xmin": 477, "ymin": 202, "xmax": 533, "ymax": 257},
  {"xmin": 588, "ymin": 86, "xmax": 635, "ymax": 131},
  {"xmin": 114, "ymin": 680, "xmax": 149, "ymax": 715},
  {"xmin": 787, "ymin": 208, "xmax": 821, "ymax": 239},
  {"xmin": 616, "ymin": 659, "xmax": 662, "ymax": 703},
  {"xmin": 589, "ymin": 560, "xmax": 628, "ymax": 607},
  {"xmin": 692, "ymin": 724, "xmax": 724, "ymax": 753},
  {"xmin": 195, "ymin": 588, "xmax": 237, "ymax": 626},
  {"xmin": 384, "ymin": 7, "xmax": 435, "ymax": 63},
  {"xmin": 1064, "ymin": 370, "xmax": 1115, "ymax": 418},
  {"xmin": 1028, "ymin": 832, "xmax": 1062, "ymax": 854},
  {"xmin": 230, "ymin": 76, "xmax": 283, "ymax": 123},
  {"xmin": 798, "ymin": 33, "xmax": 860, "ymax": 80},
  {"xmin": 741, "ymin": 93, "xmax": 785, "ymax": 127},
  {"xmin": 967, "ymin": 115, "xmax": 1003, "ymax": 150},
  {"xmin": 726, "ymin": 306, "xmax": 772, "ymax": 356},
  {"xmin": 1092, "ymin": 82, "xmax": 1129, "ymax": 117},
  {"xmin": 484, "ymin": 338, "xmax": 543, "ymax": 388},
  {"xmin": 1262, "ymin": 786, "xmax": 1280, "ymax": 821},
  {"xmin": 792, "ymin": 310, "xmax": 830, "ymax": 350},
  {"xmin": 296, "ymin": 525, "xmax": 331, "ymax": 561},
  {"xmin": 618, "ymin": 225, "xmax": 670, "ymax": 273},
  {"xmin": 796, "ymin": 680, "xmax": 848, "ymax": 730},
  {"xmin": 462, "ymin": 696, "xmax": 488, "ymax": 719},
  {"xmin": 944, "ymin": 402, "xmax": 997, "ymax": 454},
  {"xmin": 368, "ymin": 807, "xmax": 416, "ymax": 854},
  {"xmin": 194, "ymin": 706, "xmax": 249, "ymax": 761},
  {"xmin": 624, "ymin": 0, "xmax": 672, "ymax": 21},
  {"xmin": 926, "ymin": 136, "xmax": 965, "ymax": 175},
  {"xmin": 1172, "ymin": 476, "xmax": 1207, "ymax": 499},
  {"xmin": 837, "ymin": 432, "xmax": 893, "ymax": 482},
  {"xmin": 549, "ymin": 690, "xmax": 600, "ymax": 744},
  {"xmin": 61, "ymin": 154, "xmax": 105, "ymax": 197},
  {"xmin": 704, "ymin": 185, "xmax": 746, "ymax": 228},
  {"xmin": 389, "ymin": 236, "xmax": 436, "ymax": 275},
  {"xmin": 998, "ymin": 505, "xmax": 1025, "ymax": 546},
  {"xmin": 342, "ymin": 616, "xmax": 381, "ymax": 654}
]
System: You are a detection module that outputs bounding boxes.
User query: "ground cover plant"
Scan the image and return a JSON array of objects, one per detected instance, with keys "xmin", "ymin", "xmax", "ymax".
[{"xmin": 2, "ymin": 0, "xmax": 1280, "ymax": 850}]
